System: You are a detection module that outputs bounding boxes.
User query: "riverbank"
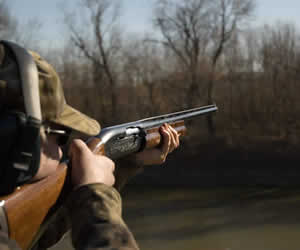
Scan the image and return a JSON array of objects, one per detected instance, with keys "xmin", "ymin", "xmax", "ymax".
[
  {"xmin": 130, "ymin": 136, "xmax": 300, "ymax": 186},
  {"xmin": 50, "ymin": 186, "xmax": 300, "ymax": 250},
  {"xmin": 122, "ymin": 186, "xmax": 300, "ymax": 250}
]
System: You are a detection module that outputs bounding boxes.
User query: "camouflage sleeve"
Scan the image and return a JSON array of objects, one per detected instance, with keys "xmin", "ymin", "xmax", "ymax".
[{"xmin": 67, "ymin": 183, "xmax": 139, "ymax": 250}]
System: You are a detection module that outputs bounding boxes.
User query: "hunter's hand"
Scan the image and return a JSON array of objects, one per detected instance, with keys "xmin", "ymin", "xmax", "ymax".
[
  {"xmin": 113, "ymin": 124, "xmax": 180, "ymax": 191},
  {"xmin": 69, "ymin": 139, "xmax": 115, "ymax": 188},
  {"xmin": 135, "ymin": 123, "xmax": 180, "ymax": 165},
  {"xmin": 114, "ymin": 124, "xmax": 180, "ymax": 191}
]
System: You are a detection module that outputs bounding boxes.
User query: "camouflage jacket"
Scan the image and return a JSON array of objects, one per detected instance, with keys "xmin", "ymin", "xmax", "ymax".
[
  {"xmin": 67, "ymin": 183, "xmax": 139, "ymax": 250},
  {"xmin": 0, "ymin": 184, "xmax": 139, "ymax": 250}
]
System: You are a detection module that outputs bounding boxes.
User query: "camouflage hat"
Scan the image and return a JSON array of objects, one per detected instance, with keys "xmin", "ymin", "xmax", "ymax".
[{"xmin": 0, "ymin": 44, "xmax": 100, "ymax": 136}]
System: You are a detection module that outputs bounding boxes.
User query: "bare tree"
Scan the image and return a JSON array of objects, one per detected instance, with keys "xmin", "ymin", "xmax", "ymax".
[
  {"xmin": 209, "ymin": 0, "xmax": 255, "ymax": 98},
  {"xmin": 258, "ymin": 23, "xmax": 300, "ymax": 138},
  {"xmin": 259, "ymin": 23, "xmax": 298, "ymax": 80},
  {"xmin": 0, "ymin": 1, "xmax": 42, "ymax": 49},
  {"xmin": 154, "ymin": 0, "xmax": 212, "ymax": 109},
  {"xmin": 0, "ymin": 0, "xmax": 17, "ymax": 39},
  {"xmin": 63, "ymin": 0, "xmax": 123, "ymax": 123},
  {"xmin": 243, "ymin": 29, "xmax": 259, "ymax": 73},
  {"xmin": 121, "ymin": 36, "xmax": 167, "ymax": 116},
  {"xmin": 154, "ymin": 0, "xmax": 255, "ymax": 134},
  {"xmin": 13, "ymin": 19, "xmax": 43, "ymax": 50}
]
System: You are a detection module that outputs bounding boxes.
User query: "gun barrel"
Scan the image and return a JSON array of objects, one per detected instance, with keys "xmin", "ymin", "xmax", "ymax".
[
  {"xmin": 136, "ymin": 104, "xmax": 218, "ymax": 129},
  {"xmin": 96, "ymin": 104, "xmax": 217, "ymax": 145}
]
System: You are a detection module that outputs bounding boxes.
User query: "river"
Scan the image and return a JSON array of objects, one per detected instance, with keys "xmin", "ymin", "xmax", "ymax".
[{"xmin": 51, "ymin": 186, "xmax": 300, "ymax": 250}]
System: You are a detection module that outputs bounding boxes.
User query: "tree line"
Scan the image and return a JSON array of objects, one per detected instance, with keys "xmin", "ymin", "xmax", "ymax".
[{"xmin": 2, "ymin": 0, "xmax": 300, "ymax": 153}]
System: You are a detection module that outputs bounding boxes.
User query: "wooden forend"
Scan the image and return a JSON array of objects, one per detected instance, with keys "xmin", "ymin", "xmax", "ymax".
[{"xmin": 145, "ymin": 120, "xmax": 186, "ymax": 149}]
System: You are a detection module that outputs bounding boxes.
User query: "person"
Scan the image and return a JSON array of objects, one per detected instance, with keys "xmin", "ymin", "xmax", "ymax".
[{"xmin": 0, "ymin": 41, "xmax": 180, "ymax": 249}]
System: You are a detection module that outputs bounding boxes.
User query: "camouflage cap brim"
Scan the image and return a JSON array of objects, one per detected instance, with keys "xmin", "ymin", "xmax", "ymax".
[
  {"xmin": 0, "ymin": 43, "xmax": 101, "ymax": 137},
  {"xmin": 51, "ymin": 104, "xmax": 100, "ymax": 136}
]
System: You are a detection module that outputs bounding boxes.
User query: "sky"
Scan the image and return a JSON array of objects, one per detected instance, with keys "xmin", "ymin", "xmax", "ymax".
[{"xmin": 8, "ymin": 0, "xmax": 300, "ymax": 46}]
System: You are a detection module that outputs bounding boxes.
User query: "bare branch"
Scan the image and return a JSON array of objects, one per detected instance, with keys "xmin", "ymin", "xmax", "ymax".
[
  {"xmin": 62, "ymin": 0, "xmax": 124, "ymax": 120},
  {"xmin": 0, "ymin": 0, "xmax": 17, "ymax": 39}
]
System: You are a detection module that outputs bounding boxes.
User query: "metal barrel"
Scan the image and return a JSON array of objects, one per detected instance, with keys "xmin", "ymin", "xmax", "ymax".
[
  {"xmin": 135, "ymin": 104, "xmax": 218, "ymax": 129},
  {"xmin": 98, "ymin": 104, "xmax": 218, "ymax": 142}
]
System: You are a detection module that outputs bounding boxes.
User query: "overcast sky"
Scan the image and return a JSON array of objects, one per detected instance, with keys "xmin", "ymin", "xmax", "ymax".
[{"xmin": 8, "ymin": 0, "xmax": 300, "ymax": 46}]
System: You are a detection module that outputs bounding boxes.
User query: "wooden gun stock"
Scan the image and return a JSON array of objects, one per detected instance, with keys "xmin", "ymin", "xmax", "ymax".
[
  {"xmin": 1, "ymin": 165, "xmax": 68, "ymax": 250},
  {"xmin": 0, "ymin": 104, "xmax": 216, "ymax": 249},
  {"xmin": 0, "ymin": 122, "xmax": 186, "ymax": 250}
]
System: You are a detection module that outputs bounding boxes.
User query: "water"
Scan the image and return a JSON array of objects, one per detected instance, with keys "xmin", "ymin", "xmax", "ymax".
[
  {"xmin": 122, "ymin": 187, "xmax": 300, "ymax": 250},
  {"xmin": 51, "ymin": 186, "xmax": 300, "ymax": 250}
]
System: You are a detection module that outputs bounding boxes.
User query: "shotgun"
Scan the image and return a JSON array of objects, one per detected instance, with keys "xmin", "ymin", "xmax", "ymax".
[{"xmin": 0, "ymin": 104, "xmax": 217, "ymax": 249}]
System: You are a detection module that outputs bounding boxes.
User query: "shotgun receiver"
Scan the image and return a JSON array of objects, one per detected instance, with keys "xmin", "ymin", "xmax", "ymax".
[
  {"xmin": 88, "ymin": 104, "xmax": 218, "ymax": 158},
  {"xmin": 0, "ymin": 104, "xmax": 217, "ymax": 249}
]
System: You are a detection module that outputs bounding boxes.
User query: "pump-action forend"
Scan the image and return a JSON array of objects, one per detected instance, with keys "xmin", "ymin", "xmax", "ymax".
[
  {"xmin": 0, "ymin": 104, "xmax": 217, "ymax": 250},
  {"xmin": 87, "ymin": 104, "xmax": 218, "ymax": 159}
]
